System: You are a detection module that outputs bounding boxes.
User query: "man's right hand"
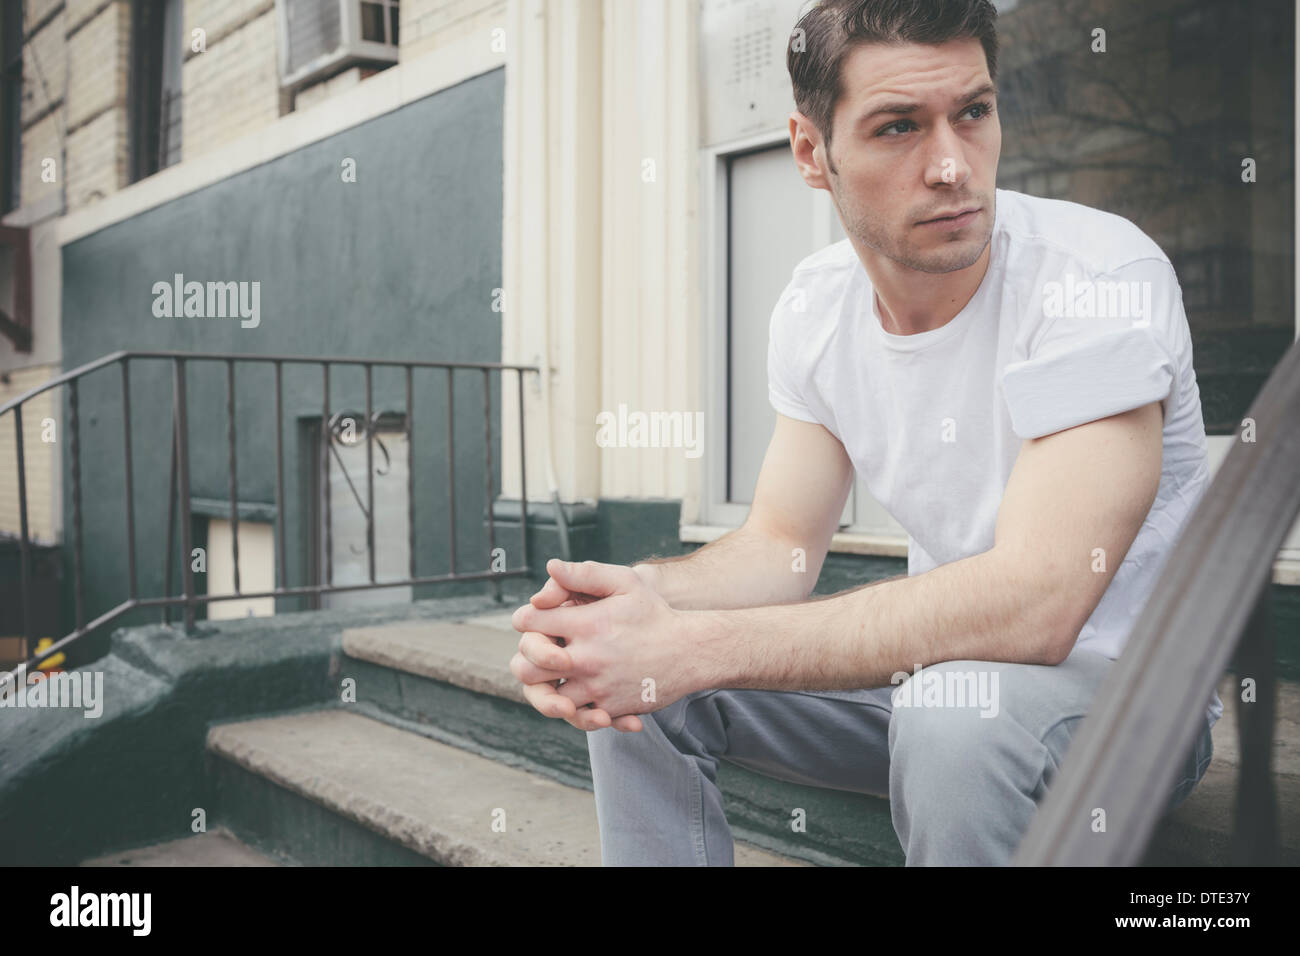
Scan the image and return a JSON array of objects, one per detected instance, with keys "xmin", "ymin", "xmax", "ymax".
[{"xmin": 511, "ymin": 563, "xmax": 661, "ymax": 733}]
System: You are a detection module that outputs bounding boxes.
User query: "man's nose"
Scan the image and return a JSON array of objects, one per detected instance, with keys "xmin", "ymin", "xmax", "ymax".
[{"xmin": 924, "ymin": 124, "xmax": 972, "ymax": 187}]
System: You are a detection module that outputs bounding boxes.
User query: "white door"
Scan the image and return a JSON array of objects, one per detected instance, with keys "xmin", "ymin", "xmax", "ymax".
[{"xmin": 725, "ymin": 142, "xmax": 904, "ymax": 537}]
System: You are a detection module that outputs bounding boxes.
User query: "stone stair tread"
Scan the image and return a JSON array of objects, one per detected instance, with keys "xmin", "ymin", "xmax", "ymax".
[
  {"xmin": 342, "ymin": 617, "xmax": 1300, "ymax": 777},
  {"xmin": 340, "ymin": 617, "xmax": 1300, "ymax": 862},
  {"xmin": 206, "ymin": 707, "xmax": 804, "ymax": 866},
  {"xmin": 80, "ymin": 828, "xmax": 283, "ymax": 867},
  {"xmin": 344, "ymin": 619, "xmax": 523, "ymax": 702}
]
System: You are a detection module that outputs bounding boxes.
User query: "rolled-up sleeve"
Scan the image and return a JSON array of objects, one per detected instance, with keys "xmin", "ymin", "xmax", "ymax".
[{"xmin": 1002, "ymin": 258, "xmax": 1182, "ymax": 440}]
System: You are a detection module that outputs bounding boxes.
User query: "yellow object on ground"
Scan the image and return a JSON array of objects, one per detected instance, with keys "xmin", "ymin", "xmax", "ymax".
[{"xmin": 34, "ymin": 638, "xmax": 65, "ymax": 671}]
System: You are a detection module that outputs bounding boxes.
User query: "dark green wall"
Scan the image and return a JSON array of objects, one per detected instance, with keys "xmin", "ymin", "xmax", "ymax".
[{"xmin": 59, "ymin": 68, "xmax": 506, "ymax": 661}]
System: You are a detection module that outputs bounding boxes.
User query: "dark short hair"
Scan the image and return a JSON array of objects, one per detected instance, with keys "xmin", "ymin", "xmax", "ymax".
[{"xmin": 787, "ymin": 0, "xmax": 1000, "ymax": 148}]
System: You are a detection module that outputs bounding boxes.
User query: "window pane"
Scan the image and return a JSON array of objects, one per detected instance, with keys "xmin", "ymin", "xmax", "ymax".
[
  {"xmin": 207, "ymin": 520, "xmax": 276, "ymax": 619},
  {"xmin": 360, "ymin": 2, "xmax": 384, "ymax": 42},
  {"xmin": 997, "ymin": 0, "xmax": 1295, "ymax": 435}
]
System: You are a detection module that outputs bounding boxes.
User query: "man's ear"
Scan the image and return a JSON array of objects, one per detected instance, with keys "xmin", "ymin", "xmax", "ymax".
[{"xmin": 789, "ymin": 111, "xmax": 831, "ymax": 191}]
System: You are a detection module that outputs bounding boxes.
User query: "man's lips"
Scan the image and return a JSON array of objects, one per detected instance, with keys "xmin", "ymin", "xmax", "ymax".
[{"xmin": 917, "ymin": 207, "xmax": 980, "ymax": 229}]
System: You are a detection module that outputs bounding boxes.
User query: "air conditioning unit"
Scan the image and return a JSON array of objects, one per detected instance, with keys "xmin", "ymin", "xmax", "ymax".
[{"xmin": 275, "ymin": 0, "xmax": 400, "ymax": 91}]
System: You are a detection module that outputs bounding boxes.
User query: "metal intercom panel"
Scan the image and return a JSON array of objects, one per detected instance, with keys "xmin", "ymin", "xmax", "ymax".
[{"xmin": 699, "ymin": 0, "xmax": 811, "ymax": 148}]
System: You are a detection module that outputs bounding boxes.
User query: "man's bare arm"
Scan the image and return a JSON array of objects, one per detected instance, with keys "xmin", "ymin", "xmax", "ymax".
[
  {"xmin": 512, "ymin": 403, "xmax": 1160, "ymax": 728},
  {"xmin": 673, "ymin": 402, "xmax": 1164, "ymax": 691},
  {"xmin": 559, "ymin": 412, "xmax": 859, "ymax": 611}
]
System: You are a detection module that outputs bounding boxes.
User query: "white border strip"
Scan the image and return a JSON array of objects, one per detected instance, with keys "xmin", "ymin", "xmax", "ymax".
[{"xmin": 54, "ymin": 39, "xmax": 506, "ymax": 248}]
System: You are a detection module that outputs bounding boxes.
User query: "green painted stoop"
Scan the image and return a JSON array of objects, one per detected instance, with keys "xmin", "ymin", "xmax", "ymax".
[
  {"xmin": 331, "ymin": 616, "xmax": 905, "ymax": 866},
  {"xmin": 206, "ymin": 708, "xmax": 801, "ymax": 866},
  {"xmin": 325, "ymin": 617, "xmax": 1300, "ymax": 867}
]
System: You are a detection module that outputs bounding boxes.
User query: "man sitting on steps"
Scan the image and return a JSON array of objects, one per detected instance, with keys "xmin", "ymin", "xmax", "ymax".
[{"xmin": 508, "ymin": 0, "xmax": 1220, "ymax": 866}]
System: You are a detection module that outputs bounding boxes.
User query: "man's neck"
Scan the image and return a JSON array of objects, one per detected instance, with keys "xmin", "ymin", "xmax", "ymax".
[{"xmin": 858, "ymin": 240, "xmax": 992, "ymax": 336}]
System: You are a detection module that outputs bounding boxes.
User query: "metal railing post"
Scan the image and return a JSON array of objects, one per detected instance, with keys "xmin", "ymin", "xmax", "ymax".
[
  {"xmin": 483, "ymin": 367, "xmax": 498, "ymax": 602},
  {"xmin": 322, "ymin": 362, "xmax": 332, "ymax": 592},
  {"xmin": 446, "ymin": 368, "xmax": 456, "ymax": 574},
  {"xmin": 121, "ymin": 359, "xmax": 138, "ymax": 600},
  {"xmin": 274, "ymin": 360, "xmax": 287, "ymax": 596},
  {"xmin": 163, "ymin": 400, "xmax": 178, "ymax": 625},
  {"xmin": 517, "ymin": 368, "xmax": 528, "ymax": 580},
  {"xmin": 67, "ymin": 379, "xmax": 85, "ymax": 631},
  {"xmin": 173, "ymin": 358, "xmax": 196, "ymax": 633},
  {"xmin": 365, "ymin": 362, "xmax": 375, "ymax": 583},
  {"xmin": 12, "ymin": 405, "xmax": 33, "ymax": 659},
  {"xmin": 226, "ymin": 359, "xmax": 241, "ymax": 594},
  {"xmin": 406, "ymin": 365, "xmax": 415, "ymax": 581}
]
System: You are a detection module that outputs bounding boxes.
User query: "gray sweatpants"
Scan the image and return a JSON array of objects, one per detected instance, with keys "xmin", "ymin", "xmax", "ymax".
[{"xmin": 586, "ymin": 645, "xmax": 1215, "ymax": 865}]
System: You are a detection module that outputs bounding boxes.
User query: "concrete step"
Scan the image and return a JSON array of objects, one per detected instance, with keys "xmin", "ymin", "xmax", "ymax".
[
  {"xmin": 206, "ymin": 707, "xmax": 804, "ymax": 866},
  {"xmin": 341, "ymin": 614, "xmax": 1300, "ymax": 866},
  {"xmin": 80, "ymin": 827, "xmax": 283, "ymax": 867},
  {"xmin": 340, "ymin": 616, "xmax": 902, "ymax": 865}
]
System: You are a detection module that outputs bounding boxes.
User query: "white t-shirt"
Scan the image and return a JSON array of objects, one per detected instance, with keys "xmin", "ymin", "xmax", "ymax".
[{"xmin": 768, "ymin": 187, "xmax": 1222, "ymax": 727}]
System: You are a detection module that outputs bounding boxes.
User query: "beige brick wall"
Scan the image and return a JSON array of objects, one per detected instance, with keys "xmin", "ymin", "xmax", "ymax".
[
  {"xmin": 19, "ymin": 112, "xmax": 62, "ymax": 208},
  {"xmin": 402, "ymin": 0, "xmax": 506, "ymax": 62},
  {"xmin": 21, "ymin": 7, "xmax": 66, "ymax": 122},
  {"xmin": 181, "ymin": 4, "xmax": 282, "ymax": 163},
  {"xmin": 294, "ymin": 66, "xmax": 364, "ymax": 112},
  {"xmin": 24, "ymin": 0, "xmax": 66, "ymax": 33},
  {"xmin": 65, "ymin": 0, "xmax": 112, "ymax": 33},
  {"xmin": 9, "ymin": 0, "xmax": 500, "ymax": 214},
  {"xmin": 0, "ymin": 364, "xmax": 61, "ymax": 544},
  {"xmin": 18, "ymin": 8, "xmax": 66, "ymax": 210},
  {"xmin": 65, "ymin": 1, "xmax": 130, "ymax": 131},
  {"xmin": 185, "ymin": 0, "xmax": 275, "ymax": 47},
  {"xmin": 62, "ymin": 1, "xmax": 130, "ymax": 210},
  {"xmin": 65, "ymin": 108, "xmax": 127, "ymax": 210}
]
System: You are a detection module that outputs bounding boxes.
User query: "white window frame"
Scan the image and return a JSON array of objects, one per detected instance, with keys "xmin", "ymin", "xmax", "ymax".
[
  {"xmin": 696, "ymin": 129, "xmax": 907, "ymax": 552},
  {"xmin": 699, "ymin": 130, "xmax": 797, "ymax": 531}
]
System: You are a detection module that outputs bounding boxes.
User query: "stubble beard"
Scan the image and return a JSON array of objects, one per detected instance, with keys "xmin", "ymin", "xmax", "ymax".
[{"xmin": 829, "ymin": 171, "xmax": 994, "ymax": 276}]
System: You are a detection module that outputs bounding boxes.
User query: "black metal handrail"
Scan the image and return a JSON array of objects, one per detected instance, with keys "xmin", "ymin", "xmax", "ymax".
[
  {"xmin": 1014, "ymin": 337, "xmax": 1300, "ymax": 865},
  {"xmin": 2, "ymin": 350, "xmax": 540, "ymax": 678}
]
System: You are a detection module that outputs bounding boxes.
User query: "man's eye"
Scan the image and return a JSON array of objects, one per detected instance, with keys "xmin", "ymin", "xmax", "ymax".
[
  {"xmin": 878, "ymin": 120, "xmax": 914, "ymax": 137},
  {"xmin": 965, "ymin": 102, "xmax": 994, "ymax": 120}
]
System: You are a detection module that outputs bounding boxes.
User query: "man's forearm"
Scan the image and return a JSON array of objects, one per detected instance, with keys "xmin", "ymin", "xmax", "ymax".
[
  {"xmin": 633, "ymin": 522, "xmax": 817, "ymax": 611},
  {"xmin": 682, "ymin": 546, "xmax": 1066, "ymax": 694}
]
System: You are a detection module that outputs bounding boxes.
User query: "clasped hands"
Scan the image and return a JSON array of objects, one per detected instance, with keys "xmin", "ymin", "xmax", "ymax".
[{"xmin": 509, "ymin": 558, "xmax": 691, "ymax": 733}]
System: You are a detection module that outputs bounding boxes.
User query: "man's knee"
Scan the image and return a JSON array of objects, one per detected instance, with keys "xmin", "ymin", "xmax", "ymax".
[
  {"xmin": 587, "ymin": 689, "xmax": 713, "ymax": 765},
  {"xmin": 888, "ymin": 660, "xmax": 1014, "ymax": 756},
  {"xmin": 889, "ymin": 685, "xmax": 1004, "ymax": 780}
]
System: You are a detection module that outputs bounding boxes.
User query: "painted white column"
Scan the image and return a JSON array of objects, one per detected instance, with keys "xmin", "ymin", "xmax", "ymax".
[
  {"xmin": 501, "ymin": 0, "xmax": 703, "ymax": 521},
  {"xmin": 500, "ymin": 0, "xmax": 605, "ymax": 508},
  {"xmin": 598, "ymin": 0, "xmax": 702, "ymax": 509}
]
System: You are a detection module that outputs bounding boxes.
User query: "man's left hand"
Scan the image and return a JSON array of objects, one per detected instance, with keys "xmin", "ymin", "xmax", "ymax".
[{"xmin": 510, "ymin": 558, "xmax": 697, "ymax": 730}]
